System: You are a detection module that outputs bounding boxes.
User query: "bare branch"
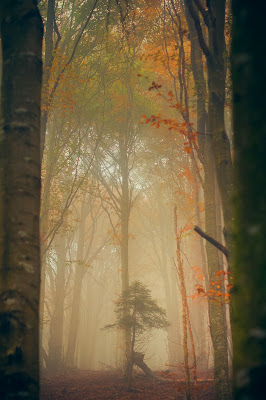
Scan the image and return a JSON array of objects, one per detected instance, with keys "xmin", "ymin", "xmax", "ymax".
[
  {"xmin": 194, "ymin": 225, "xmax": 228, "ymax": 259},
  {"xmin": 192, "ymin": 0, "xmax": 210, "ymax": 27},
  {"xmin": 47, "ymin": 0, "xmax": 99, "ymax": 111}
]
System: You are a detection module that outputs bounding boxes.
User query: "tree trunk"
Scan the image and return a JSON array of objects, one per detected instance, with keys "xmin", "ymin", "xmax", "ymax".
[
  {"xmin": 66, "ymin": 200, "xmax": 86, "ymax": 367},
  {"xmin": 47, "ymin": 234, "xmax": 66, "ymax": 373},
  {"xmin": 204, "ymin": 147, "xmax": 231, "ymax": 400},
  {"xmin": 174, "ymin": 206, "xmax": 191, "ymax": 400},
  {"xmin": 207, "ymin": 1, "xmax": 233, "ymax": 260},
  {"xmin": 186, "ymin": 302, "xmax": 197, "ymax": 384},
  {"xmin": 157, "ymin": 197, "xmax": 180, "ymax": 367},
  {"xmin": 215, "ymin": 180, "xmax": 231, "ymax": 374},
  {"xmin": 133, "ymin": 352, "xmax": 171, "ymax": 382},
  {"xmin": 185, "ymin": 0, "xmax": 233, "ymax": 260},
  {"xmin": 40, "ymin": 0, "xmax": 55, "ymax": 160},
  {"xmin": 40, "ymin": 121, "xmax": 57, "ymax": 368},
  {"xmin": 119, "ymin": 133, "xmax": 131, "ymax": 376},
  {"xmin": 0, "ymin": 1, "xmax": 43, "ymax": 398},
  {"xmin": 186, "ymin": 7, "xmax": 231, "ymax": 396},
  {"xmin": 127, "ymin": 303, "xmax": 136, "ymax": 390},
  {"xmin": 232, "ymin": 1, "xmax": 266, "ymax": 398}
]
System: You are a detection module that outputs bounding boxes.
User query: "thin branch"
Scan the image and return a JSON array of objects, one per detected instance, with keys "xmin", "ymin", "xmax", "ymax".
[
  {"xmin": 47, "ymin": 0, "xmax": 99, "ymax": 111},
  {"xmin": 192, "ymin": 0, "xmax": 210, "ymax": 27}
]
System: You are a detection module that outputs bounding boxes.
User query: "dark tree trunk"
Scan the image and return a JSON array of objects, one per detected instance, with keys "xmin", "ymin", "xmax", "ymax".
[
  {"xmin": 206, "ymin": 1, "xmax": 233, "ymax": 262},
  {"xmin": 185, "ymin": 0, "xmax": 233, "ymax": 262},
  {"xmin": 185, "ymin": 7, "xmax": 231, "ymax": 397},
  {"xmin": 204, "ymin": 147, "xmax": 231, "ymax": 400},
  {"xmin": 0, "ymin": 1, "xmax": 43, "ymax": 399},
  {"xmin": 40, "ymin": 0, "xmax": 54, "ymax": 160},
  {"xmin": 232, "ymin": 1, "xmax": 266, "ymax": 399}
]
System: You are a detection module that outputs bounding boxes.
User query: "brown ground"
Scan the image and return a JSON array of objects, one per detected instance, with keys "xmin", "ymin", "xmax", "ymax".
[{"xmin": 40, "ymin": 370, "xmax": 215, "ymax": 400}]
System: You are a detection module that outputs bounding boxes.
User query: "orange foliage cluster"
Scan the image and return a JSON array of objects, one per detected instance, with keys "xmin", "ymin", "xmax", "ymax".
[
  {"xmin": 138, "ymin": 82, "xmax": 198, "ymax": 154},
  {"xmin": 179, "ymin": 222, "xmax": 194, "ymax": 237},
  {"xmin": 107, "ymin": 230, "xmax": 136, "ymax": 246},
  {"xmin": 177, "ymin": 168, "xmax": 195, "ymax": 183},
  {"xmin": 174, "ymin": 189, "xmax": 195, "ymax": 210},
  {"xmin": 192, "ymin": 265, "xmax": 204, "ymax": 282},
  {"xmin": 190, "ymin": 270, "xmax": 233, "ymax": 303},
  {"xmin": 140, "ymin": 112, "xmax": 198, "ymax": 153}
]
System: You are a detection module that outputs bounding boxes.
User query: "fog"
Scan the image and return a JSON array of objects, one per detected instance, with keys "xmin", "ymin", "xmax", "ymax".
[{"xmin": 39, "ymin": 0, "xmax": 231, "ymax": 393}]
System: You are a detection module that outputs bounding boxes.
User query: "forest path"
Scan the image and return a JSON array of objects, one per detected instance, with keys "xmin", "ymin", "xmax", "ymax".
[{"xmin": 40, "ymin": 369, "xmax": 215, "ymax": 400}]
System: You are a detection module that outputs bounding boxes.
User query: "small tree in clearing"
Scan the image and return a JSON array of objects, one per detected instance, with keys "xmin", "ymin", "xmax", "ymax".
[{"xmin": 106, "ymin": 280, "xmax": 168, "ymax": 389}]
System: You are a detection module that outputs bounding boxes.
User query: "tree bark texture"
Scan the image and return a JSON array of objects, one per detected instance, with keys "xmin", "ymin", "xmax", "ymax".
[
  {"xmin": 186, "ymin": 7, "xmax": 231, "ymax": 396},
  {"xmin": 0, "ymin": 1, "xmax": 43, "ymax": 399},
  {"xmin": 232, "ymin": 1, "xmax": 266, "ymax": 398},
  {"xmin": 204, "ymin": 148, "xmax": 231, "ymax": 400},
  {"xmin": 206, "ymin": 0, "xmax": 233, "ymax": 260}
]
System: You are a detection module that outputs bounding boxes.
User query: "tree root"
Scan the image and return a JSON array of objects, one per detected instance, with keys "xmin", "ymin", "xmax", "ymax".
[{"xmin": 133, "ymin": 352, "xmax": 172, "ymax": 382}]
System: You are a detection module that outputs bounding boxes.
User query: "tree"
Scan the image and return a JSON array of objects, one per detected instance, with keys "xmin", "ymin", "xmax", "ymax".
[
  {"xmin": 232, "ymin": 1, "xmax": 266, "ymax": 399},
  {"xmin": 106, "ymin": 280, "xmax": 168, "ymax": 388},
  {"xmin": 181, "ymin": 3, "xmax": 232, "ymax": 398},
  {"xmin": 0, "ymin": 1, "xmax": 43, "ymax": 399},
  {"xmin": 185, "ymin": 0, "xmax": 233, "ymax": 264},
  {"xmin": 46, "ymin": 234, "xmax": 66, "ymax": 373}
]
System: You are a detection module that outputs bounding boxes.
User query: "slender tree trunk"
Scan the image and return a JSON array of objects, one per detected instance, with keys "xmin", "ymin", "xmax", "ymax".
[
  {"xmin": 66, "ymin": 200, "xmax": 86, "ymax": 366},
  {"xmin": 119, "ymin": 134, "xmax": 131, "ymax": 377},
  {"xmin": 40, "ymin": 0, "xmax": 54, "ymax": 160},
  {"xmin": 186, "ymin": 302, "xmax": 197, "ymax": 383},
  {"xmin": 174, "ymin": 206, "xmax": 191, "ymax": 400},
  {"xmin": 0, "ymin": 1, "xmax": 43, "ymax": 398},
  {"xmin": 40, "ymin": 122, "xmax": 57, "ymax": 368},
  {"xmin": 157, "ymin": 198, "xmax": 179, "ymax": 367},
  {"xmin": 127, "ymin": 303, "xmax": 136, "ymax": 390},
  {"xmin": 47, "ymin": 234, "xmax": 66, "ymax": 373}
]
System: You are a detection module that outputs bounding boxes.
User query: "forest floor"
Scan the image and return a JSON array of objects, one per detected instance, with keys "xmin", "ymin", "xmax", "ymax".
[{"xmin": 40, "ymin": 369, "xmax": 215, "ymax": 400}]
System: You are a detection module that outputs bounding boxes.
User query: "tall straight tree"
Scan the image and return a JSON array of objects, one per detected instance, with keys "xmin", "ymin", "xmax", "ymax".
[
  {"xmin": 183, "ymin": 6, "xmax": 230, "ymax": 399},
  {"xmin": 185, "ymin": 0, "xmax": 233, "ymax": 260},
  {"xmin": 0, "ymin": 1, "xmax": 43, "ymax": 399},
  {"xmin": 232, "ymin": 1, "xmax": 266, "ymax": 399}
]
